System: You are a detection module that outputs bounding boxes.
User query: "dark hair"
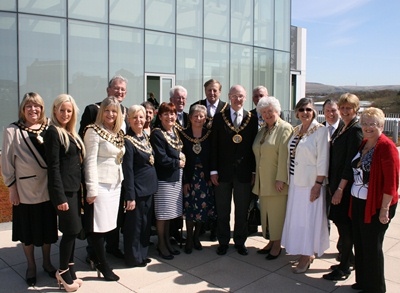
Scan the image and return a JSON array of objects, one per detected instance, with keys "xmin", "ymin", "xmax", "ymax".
[
  {"xmin": 157, "ymin": 102, "xmax": 177, "ymax": 117},
  {"xmin": 294, "ymin": 97, "xmax": 317, "ymax": 119},
  {"xmin": 204, "ymin": 79, "xmax": 222, "ymax": 91},
  {"xmin": 322, "ymin": 99, "xmax": 338, "ymax": 110},
  {"xmin": 141, "ymin": 101, "xmax": 155, "ymax": 111}
]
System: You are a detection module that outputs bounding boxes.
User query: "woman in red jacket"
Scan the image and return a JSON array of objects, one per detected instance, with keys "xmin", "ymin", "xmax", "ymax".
[{"xmin": 350, "ymin": 107, "xmax": 399, "ymax": 293}]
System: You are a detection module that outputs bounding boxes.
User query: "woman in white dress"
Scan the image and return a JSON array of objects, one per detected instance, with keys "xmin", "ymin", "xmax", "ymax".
[
  {"xmin": 84, "ymin": 97, "xmax": 125, "ymax": 281},
  {"xmin": 281, "ymin": 97, "xmax": 330, "ymax": 273}
]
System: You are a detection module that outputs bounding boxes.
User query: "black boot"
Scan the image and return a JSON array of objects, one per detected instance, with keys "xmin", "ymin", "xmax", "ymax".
[{"xmin": 95, "ymin": 263, "xmax": 119, "ymax": 281}]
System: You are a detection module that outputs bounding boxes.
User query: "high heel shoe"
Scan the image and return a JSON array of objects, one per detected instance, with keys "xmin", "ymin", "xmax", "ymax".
[
  {"xmin": 95, "ymin": 263, "xmax": 119, "ymax": 281},
  {"xmin": 157, "ymin": 248, "xmax": 174, "ymax": 260},
  {"xmin": 293, "ymin": 259, "xmax": 311, "ymax": 274},
  {"xmin": 42, "ymin": 265, "xmax": 57, "ymax": 279},
  {"xmin": 56, "ymin": 269, "xmax": 79, "ymax": 292},
  {"xmin": 265, "ymin": 248, "xmax": 282, "ymax": 260},
  {"xmin": 25, "ymin": 268, "xmax": 36, "ymax": 286},
  {"xmin": 68, "ymin": 263, "xmax": 83, "ymax": 287}
]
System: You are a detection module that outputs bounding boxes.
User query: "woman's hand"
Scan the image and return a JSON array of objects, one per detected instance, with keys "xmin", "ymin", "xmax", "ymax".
[
  {"xmin": 179, "ymin": 159, "xmax": 185, "ymax": 168},
  {"xmin": 210, "ymin": 174, "xmax": 219, "ymax": 186},
  {"xmin": 57, "ymin": 202, "xmax": 69, "ymax": 211},
  {"xmin": 9, "ymin": 185, "xmax": 20, "ymax": 206},
  {"xmin": 275, "ymin": 180, "xmax": 284, "ymax": 192},
  {"xmin": 331, "ymin": 189, "xmax": 343, "ymax": 205},
  {"xmin": 125, "ymin": 200, "xmax": 136, "ymax": 211},
  {"xmin": 310, "ymin": 184, "xmax": 321, "ymax": 202},
  {"xmin": 183, "ymin": 183, "xmax": 190, "ymax": 196},
  {"xmin": 86, "ymin": 196, "xmax": 96, "ymax": 204},
  {"xmin": 379, "ymin": 208, "xmax": 390, "ymax": 224}
]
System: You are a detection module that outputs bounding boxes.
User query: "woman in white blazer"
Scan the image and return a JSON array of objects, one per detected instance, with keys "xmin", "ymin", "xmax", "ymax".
[
  {"xmin": 84, "ymin": 97, "xmax": 125, "ymax": 281},
  {"xmin": 281, "ymin": 98, "xmax": 330, "ymax": 274}
]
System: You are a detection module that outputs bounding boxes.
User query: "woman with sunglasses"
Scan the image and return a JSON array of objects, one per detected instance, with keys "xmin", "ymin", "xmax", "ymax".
[{"xmin": 281, "ymin": 98, "xmax": 330, "ymax": 274}]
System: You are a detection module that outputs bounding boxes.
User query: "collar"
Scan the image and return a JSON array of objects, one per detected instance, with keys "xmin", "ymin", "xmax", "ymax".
[{"xmin": 207, "ymin": 99, "xmax": 219, "ymax": 108}]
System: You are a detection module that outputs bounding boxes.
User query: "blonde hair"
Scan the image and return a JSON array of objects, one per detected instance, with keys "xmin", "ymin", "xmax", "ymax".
[
  {"xmin": 337, "ymin": 93, "xmax": 360, "ymax": 112},
  {"xmin": 128, "ymin": 104, "xmax": 146, "ymax": 119},
  {"xmin": 95, "ymin": 96, "xmax": 123, "ymax": 133},
  {"xmin": 19, "ymin": 92, "xmax": 46, "ymax": 124},
  {"xmin": 360, "ymin": 107, "xmax": 385, "ymax": 127},
  {"xmin": 51, "ymin": 94, "xmax": 85, "ymax": 156}
]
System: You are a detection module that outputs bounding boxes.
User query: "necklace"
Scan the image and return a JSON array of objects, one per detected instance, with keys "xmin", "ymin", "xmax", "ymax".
[
  {"xmin": 290, "ymin": 123, "xmax": 323, "ymax": 158},
  {"xmin": 155, "ymin": 127, "xmax": 183, "ymax": 151},
  {"xmin": 205, "ymin": 102, "xmax": 228, "ymax": 129},
  {"xmin": 86, "ymin": 124, "xmax": 125, "ymax": 164},
  {"xmin": 221, "ymin": 110, "xmax": 252, "ymax": 144},
  {"xmin": 331, "ymin": 118, "xmax": 359, "ymax": 144},
  {"xmin": 259, "ymin": 121, "xmax": 278, "ymax": 145},
  {"xmin": 18, "ymin": 121, "xmax": 47, "ymax": 144},
  {"xmin": 179, "ymin": 128, "xmax": 211, "ymax": 154},
  {"xmin": 125, "ymin": 133, "xmax": 154, "ymax": 165}
]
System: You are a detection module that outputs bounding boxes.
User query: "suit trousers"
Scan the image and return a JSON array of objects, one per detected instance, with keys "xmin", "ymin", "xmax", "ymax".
[
  {"xmin": 214, "ymin": 178, "xmax": 252, "ymax": 246},
  {"xmin": 352, "ymin": 197, "xmax": 397, "ymax": 293}
]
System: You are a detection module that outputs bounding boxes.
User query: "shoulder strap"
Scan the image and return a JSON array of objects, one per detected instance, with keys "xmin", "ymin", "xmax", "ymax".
[{"xmin": 17, "ymin": 127, "xmax": 47, "ymax": 169}]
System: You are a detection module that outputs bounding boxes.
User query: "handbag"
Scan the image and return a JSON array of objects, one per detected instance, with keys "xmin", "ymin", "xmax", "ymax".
[{"xmin": 247, "ymin": 199, "xmax": 261, "ymax": 226}]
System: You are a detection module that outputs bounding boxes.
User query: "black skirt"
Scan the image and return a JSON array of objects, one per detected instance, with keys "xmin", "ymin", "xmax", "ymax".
[
  {"xmin": 12, "ymin": 200, "xmax": 58, "ymax": 246},
  {"xmin": 57, "ymin": 192, "xmax": 82, "ymax": 235}
]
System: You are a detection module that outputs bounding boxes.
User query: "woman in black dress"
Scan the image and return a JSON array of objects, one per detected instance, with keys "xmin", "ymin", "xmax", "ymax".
[
  {"xmin": 1, "ymin": 92, "xmax": 58, "ymax": 286},
  {"xmin": 180, "ymin": 104, "xmax": 215, "ymax": 254},
  {"xmin": 45, "ymin": 94, "xmax": 85, "ymax": 292},
  {"xmin": 123, "ymin": 105, "xmax": 158, "ymax": 267}
]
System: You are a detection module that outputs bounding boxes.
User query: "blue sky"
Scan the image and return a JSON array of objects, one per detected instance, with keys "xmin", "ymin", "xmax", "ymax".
[{"xmin": 291, "ymin": 0, "xmax": 400, "ymax": 86}]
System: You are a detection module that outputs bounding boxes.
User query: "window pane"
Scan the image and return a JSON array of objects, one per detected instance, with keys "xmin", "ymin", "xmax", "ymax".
[
  {"xmin": 145, "ymin": 0, "xmax": 175, "ymax": 33},
  {"xmin": 68, "ymin": 0, "xmax": 107, "ymax": 23},
  {"xmin": 109, "ymin": 26, "xmax": 144, "ymax": 105},
  {"xmin": 145, "ymin": 31, "xmax": 175, "ymax": 74},
  {"xmin": 110, "ymin": 0, "xmax": 143, "ymax": 27},
  {"xmin": 177, "ymin": 0, "xmax": 202, "ymax": 37},
  {"xmin": 254, "ymin": 0, "xmax": 274, "ymax": 48},
  {"xmin": 176, "ymin": 36, "xmax": 202, "ymax": 106},
  {"xmin": 230, "ymin": 44, "xmax": 253, "ymax": 109},
  {"xmin": 203, "ymin": 39, "xmax": 229, "ymax": 97},
  {"xmin": 274, "ymin": 51, "xmax": 290, "ymax": 110},
  {"xmin": 0, "ymin": 12, "xmax": 18, "ymax": 146},
  {"xmin": 19, "ymin": 0, "xmax": 66, "ymax": 17},
  {"xmin": 19, "ymin": 15, "xmax": 66, "ymax": 106},
  {"xmin": 0, "ymin": 0, "xmax": 15, "ymax": 11},
  {"xmin": 204, "ymin": 0, "xmax": 229, "ymax": 41},
  {"xmin": 253, "ymin": 48, "xmax": 273, "ymax": 94},
  {"xmin": 68, "ymin": 20, "xmax": 107, "ymax": 112},
  {"xmin": 231, "ymin": 0, "xmax": 253, "ymax": 45},
  {"xmin": 275, "ymin": 0, "xmax": 290, "ymax": 51}
]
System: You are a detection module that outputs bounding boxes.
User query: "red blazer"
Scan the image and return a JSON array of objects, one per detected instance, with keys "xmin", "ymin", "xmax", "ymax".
[{"xmin": 351, "ymin": 134, "xmax": 399, "ymax": 223}]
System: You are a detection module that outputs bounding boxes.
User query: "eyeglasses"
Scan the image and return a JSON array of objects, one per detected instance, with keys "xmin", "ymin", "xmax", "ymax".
[
  {"xmin": 298, "ymin": 107, "xmax": 313, "ymax": 112},
  {"xmin": 361, "ymin": 122, "xmax": 379, "ymax": 127},
  {"xmin": 230, "ymin": 95, "xmax": 245, "ymax": 100}
]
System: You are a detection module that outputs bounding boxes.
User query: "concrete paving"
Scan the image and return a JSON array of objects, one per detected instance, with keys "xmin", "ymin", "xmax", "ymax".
[{"xmin": 1, "ymin": 213, "xmax": 400, "ymax": 293}]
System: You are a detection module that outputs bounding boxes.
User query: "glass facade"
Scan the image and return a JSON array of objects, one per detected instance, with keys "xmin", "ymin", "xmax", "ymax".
[{"xmin": 0, "ymin": 0, "xmax": 291, "ymax": 146}]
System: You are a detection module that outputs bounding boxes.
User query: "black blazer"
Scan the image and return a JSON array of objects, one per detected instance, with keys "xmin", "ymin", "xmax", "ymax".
[
  {"xmin": 210, "ymin": 108, "xmax": 258, "ymax": 183},
  {"xmin": 190, "ymin": 99, "xmax": 228, "ymax": 117},
  {"xmin": 150, "ymin": 127, "xmax": 182, "ymax": 182},
  {"xmin": 181, "ymin": 127, "xmax": 211, "ymax": 185},
  {"xmin": 44, "ymin": 125, "xmax": 83, "ymax": 206},
  {"xmin": 322, "ymin": 119, "xmax": 345, "ymax": 141},
  {"xmin": 122, "ymin": 128, "xmax": 158, "ymax": 201},
  {"xmin": 78, "ymin": 102, "xmax": 128, "ymax": 138}
]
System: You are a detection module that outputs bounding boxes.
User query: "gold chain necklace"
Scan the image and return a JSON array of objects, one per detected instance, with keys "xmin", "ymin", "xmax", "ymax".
[
  {"xmin": 331, "ymin": 119, "xmax": 359, "ymax": 144},
  {"xmin": 87, "ymin": 124, "xmax": 125, "ymax": 164},
  {"xmin": 290, "ymin": 123, "xmax": 323, "ymax": 158},
  {"xmin": 125, "ymin": 133, "xmax": 154, "ymax": 165},
  {"xmin": 259, "ymin": 121, "xmax": 278, "ymax": 145},
  {"xmin": 179, "ymin": 129, "xmax": 211, "ymax": 154},
  {"xmin": 154, "ymin": 127, "xmax": 183, "ymax": 151},
  {"xmin": 221, "ymin": 110, "xmax": 252, "ymax": 144},
  {"xmin": 206, "ymin": 102, "xmax": 228, "ymax": 129},
  {"xmin": 18, "ymin": 121, "xmax": 47, "ymax": 144}
]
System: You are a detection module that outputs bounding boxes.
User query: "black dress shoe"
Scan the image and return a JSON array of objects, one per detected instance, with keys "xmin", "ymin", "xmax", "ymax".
[
  {"xmin": 125, "ymin": 260, "xmax": 147, "ymax": 268},
  {"xmin": 235, "ymin": 245, "xmax": 248, "ymax": 256},
  {"xmin": 257, "ymin": 248, "xmax": 271, "ymax": 255},
  {"xmin": 193, "ymin": 239, "xmax": 203, "ymax": 251},
  {"xmin": 157, "ymin": 249, "xmax": 174, "ymax": 260},
  {"xmin": 168, "ymin": 248, "xmax": 181, "ymax": 255},
  {"xmin": 25, "ymin": 268, "xmax": 36, "ymax": 286},
  {"xmin": 216, "ymin": 244, "xmax": 229, "ymax": 255},
  {"xmin": 323, "ymin": 268, "xmax": 350, "ymax": 281},
  {"xmin": 145, "ymin": 258, "xmax": 152, "ymax": 263},
  {"xmin": 351, "ymin": 283, "xmax": 363, "ymax": 290},
  {"xmin": 42, "ymin": 266, "xmax": 57, "ymax": 278},
  {"xmin": 265, "ymin": 249, "xmax": 282, "ymax": 260},
  {"xmin": 106, "ymin": 248, "xmax": 124, "ymax": 259}
]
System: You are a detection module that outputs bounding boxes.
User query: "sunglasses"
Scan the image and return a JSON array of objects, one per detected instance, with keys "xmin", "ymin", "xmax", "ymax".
[{"xmin": 298, "ymin": 107, "xmax": 313, "ymax": 112}]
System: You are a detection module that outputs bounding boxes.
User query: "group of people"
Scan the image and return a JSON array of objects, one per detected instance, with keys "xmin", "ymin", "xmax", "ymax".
[{"xmin": 2, "ymin": 75, "xmax": 398, "ymax": 293}]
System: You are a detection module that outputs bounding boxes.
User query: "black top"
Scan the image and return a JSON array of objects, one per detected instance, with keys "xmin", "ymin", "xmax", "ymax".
[
  {"xmin": 44, "ymin": 125, "xmax": 83, "ymax": 206},
  {"xmin": 122, "ymin": 128, "xmax": 158, "ymax": 200},
  {"xmin": 150, "ymin": 127, "xmax": 182, "ymax": 182},
  {"xmin": 181, "ymin": 127, "xmax": 211, "ymax": 185},
  {"xmin": 210, "ymin": 108, "xmax": 258, "ymax": 183}
]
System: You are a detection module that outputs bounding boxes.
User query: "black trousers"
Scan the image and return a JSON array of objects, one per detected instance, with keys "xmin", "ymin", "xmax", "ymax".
[
  {"xmin": 352, "ymin": 197, "xmax": 397, "ymax": 293},
  {"xmin": 214, "ymin": 178, "xmax": 252, "ymax": 246},
  {"xmin": 333, "ymin": 219, "xmax": 353, "ymax": 271}
]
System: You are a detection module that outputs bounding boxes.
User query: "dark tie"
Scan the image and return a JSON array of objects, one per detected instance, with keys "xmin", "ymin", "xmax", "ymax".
[{"xmin": 234, "ymin": 112, "xmax": 239, "ymax": 128}]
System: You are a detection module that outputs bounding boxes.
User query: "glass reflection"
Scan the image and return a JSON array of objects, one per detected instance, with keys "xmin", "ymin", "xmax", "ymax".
[
  {"xmin": 254, "ymin": 0, "xmax": 274, "ymax": 48},
  {"xmin": 231, "ymin": 1, "xmax": 253, "ymax": 45},
  {"xmin": 145, "ymin": 0, "xmax": 175, "ymax": 33},
  {"xmin": 253, "ymin": 48, "xmax": 273, "ymax": 93},
  {"xmin": 145, "ymin": 31, "xmax": 175, "ymax": 74},
  {"xmin": 177, "ymin": 0, "xmax": 203, "ymax": 37},
  {"xmin": 0, "ymin": 0, "xmax": 16, "ymax": 11},
  {"xmin": 204, "ymin": 0, "xmax": 229, "ymax": 41},
  {"xmin": 203, "ymin": 39, "xmax": 229, "ymax": 94},
  {"xmin": 68, "ymin": 0, "xmax": 107, "ymax": 23},
  {"xmin": 275, "ymin": 0, "xmax": 290, "ymax": 51},
  {"xmin": 230, "ymin": 44, "xmax": 253, "ymax": 108},
  {"xmin": 19, "ymin": 0, "xmax": 66, "ymax": 17},
  {"xmin": 274, "ymin": 51, "xmax": 290, "ymax": 110},
  {"xmin": 110, "ymin": 0, "xmax": 143, "ymax": 27}
]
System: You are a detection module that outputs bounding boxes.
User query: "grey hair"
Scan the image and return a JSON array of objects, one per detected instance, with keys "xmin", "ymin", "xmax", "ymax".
[
  {"xmin": 253, "ymin": 85, "xmax": 269, "ymax": 95},
  {"xmin": 108, "ymin": 74, "xmax": 128, "ymax": 88},
  {"xmin": 128, "ymin": 104, "xmax": 146, "ymax": 119},
  {"xmin": 256, "ymin": 96, "xmax": 281, "ymax": 115},
  {"xmin": 189, "ymin": 104, "xmax": 207, "ymax": 117},
  {"xmin": 169, "ymin": 85, "xmax": 187, "ymax": 98}
]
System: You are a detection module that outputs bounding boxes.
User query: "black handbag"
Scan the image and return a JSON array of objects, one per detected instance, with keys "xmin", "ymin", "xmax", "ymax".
[{"xmin": 248, "ymin": 199, "xmax": 261, "ymax": 226}]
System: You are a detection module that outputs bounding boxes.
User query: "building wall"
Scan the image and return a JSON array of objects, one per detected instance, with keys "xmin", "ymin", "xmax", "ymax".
[{"xmin": 0, "ymin": 0, "xmax": 291, "ymax": 147}]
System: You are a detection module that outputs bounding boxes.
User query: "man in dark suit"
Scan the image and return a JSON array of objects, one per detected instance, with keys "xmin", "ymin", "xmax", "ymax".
[
  {"xmin": 210, "ymin": 85, "xmax": 258, "ymax": 256},
  {"xmin": 79, "ymin": 75, "xmax": 128, "ymax": 263},
  {"xmin": 190, "ymin": 79, "xmax": 228, "ymax": 128}
]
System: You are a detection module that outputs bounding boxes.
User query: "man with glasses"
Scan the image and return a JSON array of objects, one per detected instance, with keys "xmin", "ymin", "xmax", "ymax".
[
  {"xmin": 79, "ymin": 75, "xmax": 129, "ymax": 265},
  {"xmin": 251, "ymin": 86, "xmax": 269, "ymax": 129},
  {"xmin": 210, "ymin": 85, "xmax": 258, "ymax": 256}
]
